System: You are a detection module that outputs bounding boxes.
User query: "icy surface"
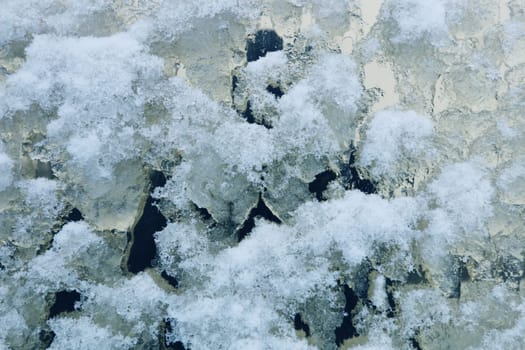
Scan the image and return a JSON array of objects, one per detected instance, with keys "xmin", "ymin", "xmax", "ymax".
[{"xmin": 1, "ymin": 0, "xmax": 525, "ymax": 349}]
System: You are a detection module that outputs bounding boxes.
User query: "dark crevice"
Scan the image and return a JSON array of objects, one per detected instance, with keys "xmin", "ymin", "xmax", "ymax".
[
  {"xmin": 161, "ymin": 270, "xmax": 179, "ymax": 289},
  {"xmin": 48, "ymin": 290, "xmax": 81, "ymax": 319},
  {"xmin": 193, "ymin": 204, "xmax": 213, "ymax": 221},
  {"xmin": 266, "ymin": 85, "xmax": 284, "ymax": 98},
  {"xmin": 169, "ymin": 342, "xmax": 186, "ymax": 350},
  {"xmin": 164, "ymin": 318, "xmax": 188, "ymax": 350},
  {"xmin": 241, "ymin": 101, "xmax": 272, "ymax": 129},
  {"xmin": 494, "ymin": 255, "xmax": 521, "ymax": 287},
  {"xmin": 242, "ymin": 101, "xmax": 255, "ymax": 124},
  {"xmin": 150, "ymin": 169, "xmax": 167, "ymax": 189},
  {"xmin": 231, "ymin": 75, "xmax": 239, "ymax": 100},
  {"xmin": 294, "ymin": 313, "xmax": 311, "ymax": 337},
  {"xmin": 127, "ymin": 170, "xmax": 168, "ymax": 274},
  {"xmin": 39, "ymin": 329, "xmax": 55, "ymax": 349},
  {"xmin": 309, "ymin": 170, "xmax": 337, "ymax": 201},
  {"xmin": 385, "ymin": 278, "xmax": 396, "ymax": 318},
  {"xmin": 246, "ymin": 30, "xmax": 283, "ymax": 62},
  {"xmin": 65, "ymin": 208, "xmax": 83, "ymax": 222},
  {"xmin": 460, "ymin": 261, "xmax": 471, "ymax": 282},
  {"xmin": 343, "ymin": 151, "xmax": 376, "ymax": 194},
  {"xmin": 236, "ymin": 194, "xmax": 281, "ymax": 242},
  {"xmin": 335, "ymin": 284, "xmax": 359, "ymax": 346},
  {"xmin": 409, "ymin": 336, "xmax": 423, "ymax": 350},
  {"xmin": 406, "ymin": 266, "xmax": 427, "ymax": 284}
]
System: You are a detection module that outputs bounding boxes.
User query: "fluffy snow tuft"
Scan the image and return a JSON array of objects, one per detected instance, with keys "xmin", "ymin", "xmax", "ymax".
[
  {"xmin": 48, "ymin": 317, "xmax": 136, "ymax": 350},
  {"xmin": 360, "ymin": 110, "xmax": 434, "ymax": 179}
]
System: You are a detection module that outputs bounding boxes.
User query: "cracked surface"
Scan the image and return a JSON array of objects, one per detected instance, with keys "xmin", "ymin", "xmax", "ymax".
[{"xmin": 0, "ymin": 0, "xmax": 524, "ymax": 349}]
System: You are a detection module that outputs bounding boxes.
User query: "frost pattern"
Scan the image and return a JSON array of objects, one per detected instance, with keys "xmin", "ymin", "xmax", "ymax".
[
  {"xmin": 360, "ymin": 110, "xmax": 434, "ymax": 179},
  {"xmin": 0, "ymin": 0, "xmax": 524, "ymax": 349}
]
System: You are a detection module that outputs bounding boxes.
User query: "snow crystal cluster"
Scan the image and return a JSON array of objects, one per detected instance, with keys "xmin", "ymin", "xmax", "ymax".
[{"xmin": 0, "ymin": 0, "xmax": 524, "ymax": 349}]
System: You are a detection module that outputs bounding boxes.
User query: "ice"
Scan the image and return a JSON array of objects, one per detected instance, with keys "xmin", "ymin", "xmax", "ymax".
[
  {"xmin": 497, "ymin": 159, "xmax": 525, "ymax": 205},
  {"xmin": 0, "ymin": 148, "xmax": 14, "ymax": 192},
  {"xmin": 0, "ymin": 0, "xmax": 524, "ymax": 349}
]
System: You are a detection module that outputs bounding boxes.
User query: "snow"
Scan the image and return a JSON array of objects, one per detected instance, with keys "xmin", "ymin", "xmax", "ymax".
[
  {"xmin": 360, "ymin": 110, "xmax": 434, "ymax": 179},
  {"xmin": 428, "ymin": 161, "xmax": 494, "ymax": 234},
  {"xmin": 0, "ymin": 0, "xmax": 523, "ymax": 349},
  {"xmin": 48, "ymin": 317, "xmax": 136, "ymax": 350},
  {"xmin": 383, "ymin": 0, "xmax": 450, "ymax": 44}
]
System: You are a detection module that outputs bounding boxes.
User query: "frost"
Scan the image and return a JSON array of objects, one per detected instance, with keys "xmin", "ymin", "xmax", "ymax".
[
  {"xmin": 359, "ymin": 110, "xmax": 434, "ymax": 179},
  {"xmin": 383, "ymin": 0, "xmax": 451, "ymax": 44},
  {"xmin": 3, "ymin": 32, "xmax": 163, "ymax": 176},
  {"xmin": 48, "ymin": 317, "xmax": 136, "ymax": 350},
  {"xmin": 17, "ymin": 178, "xmax": 62, "ymax": 218},
  {"xmin": 399, "ymin": 289, "xmax": 451, "ymax": 338},
  {"xmin": 27, "ymin": 222, "xmax": 103, "ymax": 286},
  {"xmin": 1, "ymin": 0, "xmax": 524, "ymax": 349},
  {"xmin": 0, "ymin": 0, "xmax": 110, "ymax": 47},
  {"xmin": 0, "ymin": 309, "xmax": 27, "ymax": 347},
  {"xmin": 157, "ymin": 191, "xmax": 420, "ymax": 348},
  {"xmin": 370, "ymin": 274, "xmax": 388, "ymax": 311},
  {"xmin": 277, "ymin": 53, "xmax": 363, "ymax": 151},
  {"xmin": 428, "ymin": 161, "xmax": 494, "ymax": 233},
  {"xmin": 85, "ymin": 273, "xmax": 168, "ymax": 338}
]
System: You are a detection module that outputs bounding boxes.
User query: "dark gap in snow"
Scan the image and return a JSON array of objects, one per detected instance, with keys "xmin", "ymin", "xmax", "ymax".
[
  {"xmin": 231, "ymin": 75, "xmax": 239, "ymax": 95},
  {"xmin": 344, "ymin": 151, "xmax": 376, "ymax": 194},
  {"xmin": 335, "ymin": 284, "xmax": 359, "ymax": 346},
  {"xmin": 460, "ymin": 261, "xmax": 471, "ymax": 282},
  {"xmin": 127, "ymin": 170, "xmax": 168, "ymax": 274},
  {"xmin": 495, "ymin": 255, "xmax": 521, "ymax": 289},
  {"xmin": 161, "ymin": 270, "xmax": 179, "ymax": 289},
  {"xmin": 231, "ymin": 74, "xmax": 239, "ymax": 109},
  {"xmin": 164, "ymin": 318, "xmax": 187, "ymax": 350},
  {"xmin": 39, "ymin": 329, "xmax": 55, "ymax": 349},
  {"xmin": 236, "ymin": 194, "xmax": 281, "ymax": 242},
  {"xmin": 192, "ymin": 203, "xmax": 212, "ymax": 221},
  {"xmin": 385, "ymin": 278, "xmax": 396, "ymax": 318},
  {"xmin": 309, "ymin": 170, "xmax": 337, "ymax": 201},
  {"xmin": 409, "ymin": 335, "xmax": 423, "ymax": 350},
  {"xmin": 242, "ymin": 101, "xmax": 256, "ymax": 123},
  {"xmin": 449, "ymin": 257, "xmax": 469, "ymax": 299},
  {"xmin": 48, "ymin": 290, "xmax": 81, "ymax": 319},
  {"xmin": 127, "ymin": 195, "xmax": 166, "ymax": 273},
  {"xmin": 246, "ymin": 30, "xmax": 283, "ymax": 62},
  {"xmin": 266, "ymin": 84, "xmax": 284, "ymax": 98},
  {"xmin": 406, "ymin": 266, "xmax": 427, "ymax": 284},
  {"xmin": 65, "ymin": 208, "xmax": 84, "ymax": 222},
  {"xmin": 294, "ymin": 313, "xmax": 311, "ymax": 337},
  {"xmin": 169, "ymin": 342, "xmax": 186, "ymax": 350},
  {"xmin": 150, "ymin": 169, "xmax": 167, "ymax": 189},
  {"xmin": 241, "ymin": 101, "xmax": 272, "ymax": 129}
]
